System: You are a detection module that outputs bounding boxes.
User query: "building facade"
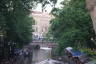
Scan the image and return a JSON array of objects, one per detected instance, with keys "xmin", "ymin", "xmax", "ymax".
[{"xmin": 32, "ymin": 11, "xmax": 53, "ymax": 39}]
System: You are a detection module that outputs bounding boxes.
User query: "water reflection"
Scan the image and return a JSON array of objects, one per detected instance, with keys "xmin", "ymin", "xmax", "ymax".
[
  {"xmin": 32, "ymin": 47, "xmax": 52, "ymax": 63},
  {"xmin": 32, "ymin": 47, "xmax": 64, "ymax": 64}
]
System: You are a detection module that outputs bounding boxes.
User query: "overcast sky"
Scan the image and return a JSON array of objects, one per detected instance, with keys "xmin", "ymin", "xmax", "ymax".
[{"xmin": 33, "ymin": 0, "xmax": 63, "ymax": 13}]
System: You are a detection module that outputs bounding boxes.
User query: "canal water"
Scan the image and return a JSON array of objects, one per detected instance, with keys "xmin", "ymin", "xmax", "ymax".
[
  {"xmin": 32, "ymin": 47, "xmax": 64, "ymax": 64},
  {"xmin": 12, "ymin": 46, "xmax": 65, "ymax": 64},
  {"xmin": 32, "ymin": 47, "xmax": 52, "ymax": 63}
]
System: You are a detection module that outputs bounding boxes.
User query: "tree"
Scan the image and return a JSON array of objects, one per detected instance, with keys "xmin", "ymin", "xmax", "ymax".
[
  {"xmin": 0, "ymin": 0, "xmax": 58, "ymax": 59},
  {"xmin": 0, "ymin": 0, "xmax": 55, "ymax": 47},
  {"xmin": 37, "ymin": 0, "xmax": 57, "ymax": 12},
  {"xmin": 49, "ymin": 0, "xmax": 96, "ymax": 54},
  {"xmin": 86, "ymin": 0, "xmax": 96, "ymax": 44},
  {"xmin": 0, "ymin": 0, "xmax": 36, "ymax": 59}
]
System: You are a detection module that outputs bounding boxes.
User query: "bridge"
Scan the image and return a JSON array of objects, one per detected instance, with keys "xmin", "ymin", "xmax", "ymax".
[{"xmin": 29, "ymin": 41, "xmax": 58, "ymax": 48}]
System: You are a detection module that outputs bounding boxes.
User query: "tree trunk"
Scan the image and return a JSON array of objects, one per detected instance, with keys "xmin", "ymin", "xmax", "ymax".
[{"xmin": 86, "ymin": 0, "xmax": 96, "ymax": 33}]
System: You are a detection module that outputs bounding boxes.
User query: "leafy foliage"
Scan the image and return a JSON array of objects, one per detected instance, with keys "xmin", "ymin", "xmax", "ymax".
[
  {"xmin": 0, "ymin": 0, "xmax": 37, "ymax": 59},
  {"xmin": 0, "ymin": 0, "xmax": 36, "ymax": 47},
  {"xmin": 50, "ymin": 0, "xmax": 96, "ymax": 54},
  {"xmin": 0, "ymin": 0, "xmax": 56, "ymax": 47},
  {"xmin": 0, "ymin": 0, "xmax": 58, "ymax": 59},
  {"xmin": 37, "ymin": 0, "xmax": 57, "ymax": 12},
  {"xmin": 80, "ymin": 48, "xmax": 96, "ymax": 56}
]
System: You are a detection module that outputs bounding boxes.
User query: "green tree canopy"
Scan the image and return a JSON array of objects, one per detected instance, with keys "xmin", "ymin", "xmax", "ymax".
[
  {"xmin": 0, "ymin": 0, "xmax": 56, "ymax": 47},
  {"xmin": 50, "ymin": 0, "xmax": 96, "ymax": 54}
]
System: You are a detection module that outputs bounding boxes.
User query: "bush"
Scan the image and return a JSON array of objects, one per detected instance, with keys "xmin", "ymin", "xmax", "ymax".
[{"xmin": 80, "ymin": 48, "xmax": 96, "ymax": 57}]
